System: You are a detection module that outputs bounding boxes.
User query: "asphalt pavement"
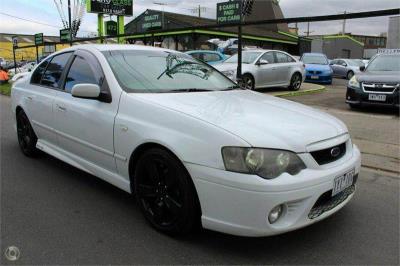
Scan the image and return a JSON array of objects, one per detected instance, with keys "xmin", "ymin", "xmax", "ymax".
[{"xmin": 1, "ymin": 92, "xmax": 399, "ymax": 265}]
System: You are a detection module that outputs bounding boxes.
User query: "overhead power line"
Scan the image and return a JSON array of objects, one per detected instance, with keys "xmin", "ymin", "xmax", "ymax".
[{"xmin": 0, "ymin": 12, "xmax": 62, "ymax": 29}]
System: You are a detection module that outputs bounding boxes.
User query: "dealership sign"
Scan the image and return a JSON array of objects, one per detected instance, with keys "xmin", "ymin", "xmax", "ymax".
[
  {"xmin": 60, "ymin": 28, "xmax": 71, "ymax": 43},
  {"xmin": 217, "ymin": 0, "xmax": 242, "ymax": 24},
  {"xmin": 105, "ymin": 21, "xmax": 118, "ymax": 36},
  {"xmin": 140, "ymin": 11, "xmax": 162, "ymax": 31},
  {"xmin": 87, "ymin": 0, "xmax": 133, "ymax": 16},
  {"xmin": 34, "ymin": 33, "xmax": 44, "ymax": 46}
]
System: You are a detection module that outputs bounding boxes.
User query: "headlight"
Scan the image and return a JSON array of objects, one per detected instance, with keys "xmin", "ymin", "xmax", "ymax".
[
  {"xmin": 222, "ymin": 70, "xmax": 236, "ymax": 80},
  {"xmin": 348, "ymin": 76, "xmax": 360, "ymax": 89},
  {"xmin": 222, "ymin": 147, "xmax": 306, "ymax": 179}
]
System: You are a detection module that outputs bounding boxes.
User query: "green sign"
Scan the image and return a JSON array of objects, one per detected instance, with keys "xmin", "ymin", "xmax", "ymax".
[
  {"xmin": 34, "ymin": 33, "xmax": 44, "ymax": 46},
  {"xmin": 87, "ymin": 0, "xmax": 133, "ymax": 16},
  {"xmin": 217, "ymin": 0, "xmax": 242, "ymax": 24},
  {"xmin": 141, "ymin": 10, "xmax": 162, "ymax": 31},
  {"xmin": 60, "ymin": 28, "xmax": 71, "ymax": 43},
  {"xmin": 105, "ymin": 21, "xmax": 118, "ymax": 36}
]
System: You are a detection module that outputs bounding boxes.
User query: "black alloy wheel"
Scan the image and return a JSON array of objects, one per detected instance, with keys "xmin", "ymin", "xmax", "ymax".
[
  {"xmin": 16, "ymin": 110, "xmax": 39, "ymax": 157},
  {"xmin": 241, "ymin": 74, "xmax": 255, "ymax": 90},
  {"xmin": 289, "ymin": 73, "xmax": 302, "ymax": 91},
  {"xmin": 134, "ymin": 148, "xmax": 200, "ymax": 235}
]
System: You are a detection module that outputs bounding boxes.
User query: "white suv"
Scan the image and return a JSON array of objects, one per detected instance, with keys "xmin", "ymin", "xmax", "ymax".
[{"xmin": 215, "ymin": 50, "xmax": 305, "ymax": 90}]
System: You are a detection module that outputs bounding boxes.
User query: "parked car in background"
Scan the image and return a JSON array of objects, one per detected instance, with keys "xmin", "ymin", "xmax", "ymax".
[
  {"xmin": 330, "ymin": 59, "xmax": 365, "ymax": 80},
  {"xmin": 215, "ymin": 50, "xmax": 305, "ymax": 90},
  {"xmin": 11, "ymin": 44, "xmax": 361, "ymax": 237},
  {"xmin": 8, "ymin": 61, "xmax": 36, "ymax": 77},
  {"xmin": 301, "ymin": 53, "xmax": 333, "ymax": 84},
  {"xmin": 185, "ymin": 50, "xmax": 228, "ymax": 65},
  {"xmin": 346, "ymin": 53, "xmax": 400, "ymax": 109}
]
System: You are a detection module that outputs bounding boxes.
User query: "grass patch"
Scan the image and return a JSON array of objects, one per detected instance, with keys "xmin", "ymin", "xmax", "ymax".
[{"xmin": 0, "ymin": 83, "xmax": 12, "ymax": 96}]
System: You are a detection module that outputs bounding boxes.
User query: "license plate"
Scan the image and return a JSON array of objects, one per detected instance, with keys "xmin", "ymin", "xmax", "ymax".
[
  {"xmin": 332, "ymin": 169, "xmax": 355, "ymax": 196},
  {"xmin": 368, "ymin": 94, "xmax": 386, "ymax": 102},
  {"xmin": 311, "ymin": 75, "xmax": 319, "ymax": 79}
]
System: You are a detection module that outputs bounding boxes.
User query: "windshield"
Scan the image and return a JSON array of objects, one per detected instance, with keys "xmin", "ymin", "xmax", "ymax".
[
  {"xmin": 347, "ymin": 59, "xmax": 365, "ymax": 67},
  {"xmin": 302, "ymin": 55, "xmax": 328, "ymax": 65},
  {"xmin": 224, "ymin": 52, "xmax": 262, "ymax": 64},
  {"xmin": 366, "ymin": 55, "xmax": 400, "ymax": 72},
  {"xmin": 102, "ymin": 50, "xmax": 237, "ymax": 93}
]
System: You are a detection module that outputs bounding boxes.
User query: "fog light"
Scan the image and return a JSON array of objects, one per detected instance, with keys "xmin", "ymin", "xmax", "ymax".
[{"xmin": 268, "ymin": 205, "xmax": 283, "ymax": 224}]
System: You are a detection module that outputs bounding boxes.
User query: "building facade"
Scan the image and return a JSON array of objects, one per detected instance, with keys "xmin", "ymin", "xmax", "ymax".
[
  {"xmin": 310, "ymin": 35, "xmax": 364, "ymax": 59},
  {"xmin": 124, "ymin": 0, "xmax": 309, "ymax": 55},
  {"xmin": 387, "ymin": 16, "xmax": 400, "ymax": 49}
]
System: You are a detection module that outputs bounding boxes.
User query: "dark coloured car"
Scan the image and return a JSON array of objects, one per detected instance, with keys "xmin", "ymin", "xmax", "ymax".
[{"xmin": 346, "ymin": 54, "xmax": 400, "ymax": 109}]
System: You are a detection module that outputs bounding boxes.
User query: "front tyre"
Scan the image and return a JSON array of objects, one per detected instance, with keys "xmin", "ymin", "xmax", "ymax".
[
  {"xmin": 241, "ymin": 74, "xmax": 255, "ymax": 90},
  {"xmin": 134, "ymin": 148, "xmax": 200, "ymax": 236},
  {"xmin": 16, "ymin": 110, "xmax": 39, "ymax": 157},
  {"xmin": 289, "ymin": 73, "xmax": 302, "ymax": 91}
]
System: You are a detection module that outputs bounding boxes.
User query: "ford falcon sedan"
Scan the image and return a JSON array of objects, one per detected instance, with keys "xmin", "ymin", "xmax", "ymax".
[{"xmin": 11, "ymin": 45, "xmax": 361, "ymax": 237}]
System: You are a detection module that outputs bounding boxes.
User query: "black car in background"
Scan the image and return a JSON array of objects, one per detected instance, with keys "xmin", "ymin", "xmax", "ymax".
[{"xmin": 346, "ymin": 53, "xmax": 400, "ymax": 109}]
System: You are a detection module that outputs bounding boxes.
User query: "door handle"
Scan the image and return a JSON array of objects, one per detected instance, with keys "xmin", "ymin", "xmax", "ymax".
[{"xmin": 56, "ymin": 104, "xmax": 67, "ymax": 112}]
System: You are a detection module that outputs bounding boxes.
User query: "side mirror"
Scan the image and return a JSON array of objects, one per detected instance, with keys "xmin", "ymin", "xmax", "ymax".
[
  {"xmin": 359, "ymin": 66, "xmax": 366, "ymax": 72},
  {"xmin": 256, "ymin": 59, "xmax": 269, "ymax": 66},
  {"xmin": 342, "ymin": 63, "xmax": 347, "ymax": 67},
  {"xmin": 71, "ymin": 83, "xmax": 100, "ymax": 99}
]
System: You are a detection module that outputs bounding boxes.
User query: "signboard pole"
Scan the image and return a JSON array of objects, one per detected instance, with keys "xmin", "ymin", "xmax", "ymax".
[
  {"xmin": 36, "ymin": 46, "xmax": 39, "ymax": 64},
  {"xmin": 236, "ymin": 3, "xmax": 243, "ymax": 83},
  {"xmin": 68, "ymin": 0, "xmax": 73, "ymax": 46},
  {"xmin": 98, "ymin": 14, "xmax": 104, "ymax": 44},
  {"xmin": 117, "ymin": 16, "xmax": 125, "ymax": 44},
  {"xmin": 12, "ymin": 36, "xmax": 18, "ymax": 74}
]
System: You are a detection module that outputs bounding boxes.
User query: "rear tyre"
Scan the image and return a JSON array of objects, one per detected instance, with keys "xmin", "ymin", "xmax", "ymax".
[
  {"xmin": 134, "ymin": 148, "xmax": 200, "ymax": 236},
  {"xmin": 289, "ymin": 73, "xmax": 302, "ymax": 91},
  {"xmin": 16, "ymin": 110, "xmax": 39, "ymax": 157},
  {"xmin": 241, "ymin": 74, "xmax": 255, "ymax": 90},
  {"xmin": 347, "ymin": 71, "xmax": 354, "ymax": 80}
]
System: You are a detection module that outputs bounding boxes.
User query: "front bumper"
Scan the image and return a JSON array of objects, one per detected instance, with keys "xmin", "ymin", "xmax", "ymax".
[
  {"xmin": 305, "ymin": 74, "xmax": 332, "ymax": 84},
  {"xmin": 346, "ymin": 86, "xmax": 400, "ymax": 108},
  {"xmin": 186, "ymin": 145, "xmax": 361, "ymax": 237}
]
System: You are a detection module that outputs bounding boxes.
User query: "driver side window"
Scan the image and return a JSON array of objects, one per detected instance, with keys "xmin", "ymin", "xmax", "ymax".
[{"xmin": 64, "ymin": 55, "xmax": 99, "ymax": 93}]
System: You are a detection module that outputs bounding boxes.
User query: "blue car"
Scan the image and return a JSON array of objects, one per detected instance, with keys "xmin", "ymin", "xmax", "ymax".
[
  {"xmin": 301, "ymin": 53, "xmax": 333, "ymax": 84},
  {"xmin": 185, "ymin": 50, "xmax": 228, "ymax": 65}
]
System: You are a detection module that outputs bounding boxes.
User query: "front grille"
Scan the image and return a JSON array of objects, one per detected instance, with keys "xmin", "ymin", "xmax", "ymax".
[
  {"xmin": 308, "ymin": 175, "xmax": 357, "ymax": 219},
  {"xmin": 308, "ymin": 70, "xmax": 322, "ymax": 75},
  {"xmin": 310, "ymin": 143, "xmax": 346, "ymax": 165},
  {"xmin": 362, "ymin": 83, "xmax": 398, "ymax": 94}
]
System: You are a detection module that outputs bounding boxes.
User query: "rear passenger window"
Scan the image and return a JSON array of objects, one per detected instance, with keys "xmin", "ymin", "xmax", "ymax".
[
  {"xmin": 276, "ymin": 52, "xmax": 289, "ymax": 63},
  {"xmin": 30, "ymin": 58, "xmax": 50, "ymax": 84},
  {"xmin": 64, "ymin": 56, "xmax": 98, "ymax": 93},
  {"xmin": 41, "ymin": 52, "xmax": 72, "ymax": 88}
]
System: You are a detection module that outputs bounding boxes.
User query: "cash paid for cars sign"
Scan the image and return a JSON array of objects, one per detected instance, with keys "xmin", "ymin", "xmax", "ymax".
[
  {"xmin": 87, "ymin": 0, "xmax": 133, "ymax": 16},
  {"xmin": 217, "ymin": 0, "xmax": 242, "ymax": 24}
]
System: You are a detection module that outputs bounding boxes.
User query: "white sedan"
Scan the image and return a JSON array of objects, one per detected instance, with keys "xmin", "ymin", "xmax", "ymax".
[
  {"xmin": 214, "ymin": 49, "xmax": 305, "ymax": 90},
  {"xmin": 11, "ymin": 45, "xmax": 361, "ymax": 237}
]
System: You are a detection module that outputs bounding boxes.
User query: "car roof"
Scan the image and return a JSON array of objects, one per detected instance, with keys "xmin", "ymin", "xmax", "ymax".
[{"xmin": 303, "ymin": 53, "xmax": 326, "ymax": 56}]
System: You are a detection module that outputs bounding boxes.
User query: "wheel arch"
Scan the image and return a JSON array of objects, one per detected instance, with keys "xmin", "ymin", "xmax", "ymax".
[{"xmin": 128, "ymin": 142, "xmax": 203, "ymax": 215}]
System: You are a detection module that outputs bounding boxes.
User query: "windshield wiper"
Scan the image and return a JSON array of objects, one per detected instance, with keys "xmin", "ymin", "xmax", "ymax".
[
  {"xmin": 167, "ymin": 88, "xmax": 214, "ymax": 93},
  {"xmin": 221, "ymin": 85, "xmax": 242, "ymax": 91}
]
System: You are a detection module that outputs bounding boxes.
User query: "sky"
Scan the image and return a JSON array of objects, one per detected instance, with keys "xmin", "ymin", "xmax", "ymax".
[{"xmin": 0, "ymin": 0, "xmax": 399, "ymax": 37}]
